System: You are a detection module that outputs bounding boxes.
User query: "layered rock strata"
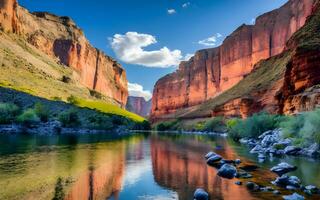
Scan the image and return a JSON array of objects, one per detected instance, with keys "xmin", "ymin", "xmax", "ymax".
[
  {"xmin": 0, "ymin": 0, "xmax": 128, "ymax": 106},
  {"xmin": 151, "ymin": 0, "xmax": 315, "ymax": 119}
]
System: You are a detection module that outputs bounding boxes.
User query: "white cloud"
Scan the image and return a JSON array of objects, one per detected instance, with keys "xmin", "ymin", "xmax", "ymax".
[
  {"xmin": 128, "ymin": 82, "xmax": 152, "ymax": 101},
  {"xmin": 110, "ymin": 32, "xmax": 183, "ymax": 68},
  {"xmin": 182, "ymin": 2, "xmax": 191, "ymax": 8},
  {"xmin": 198, "ymin": 33, "xmax": 223, "ymax": 46},
  {"xmin": 167, "ymin": 9, "xmax": 176, "ymax": 14}
]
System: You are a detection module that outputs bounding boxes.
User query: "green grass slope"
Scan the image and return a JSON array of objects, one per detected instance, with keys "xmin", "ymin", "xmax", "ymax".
[{"xmin": 0, "ymin": 31, "xmax": 144, "ymax": 123}]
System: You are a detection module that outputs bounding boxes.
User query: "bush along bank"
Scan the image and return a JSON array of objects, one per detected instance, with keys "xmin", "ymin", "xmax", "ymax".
[
  {"xmin": 227, "ymin": 110, "xmax": 320, "ymax": 159},
  {"xmin": 0, "ymin": 102, "xmax": 150, "ymax": 135}
]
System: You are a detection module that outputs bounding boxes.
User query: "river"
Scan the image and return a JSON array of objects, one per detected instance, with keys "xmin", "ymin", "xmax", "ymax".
[{"xmin": 0, "ymin": 133, "xmax": 319, "ymax": 200}]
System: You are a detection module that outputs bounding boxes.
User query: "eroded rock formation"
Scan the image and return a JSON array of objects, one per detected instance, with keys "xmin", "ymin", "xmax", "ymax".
[
  {"xmin": 126, "ymin": 96, "xmax": 152, "ymax": 117},
  {"xmin": 151, "ymin": 0, "xmax": 316, "ymax": 120},
  {"xmin": 0, "ymin": 0, "xmax": 128, "ymax": 106}
]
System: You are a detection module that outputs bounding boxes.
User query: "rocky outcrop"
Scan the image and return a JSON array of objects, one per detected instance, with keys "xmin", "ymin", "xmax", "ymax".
[
  {"xmin": 151, "ymin": 0, "xmax": 316, "ymax": 120},
  {"xmin": 126, "ymin": 96, "xmax": 151, "ymax": 117},
  {"xmin": 0, "ymin": 0, "xmax": 128, "ymax": 106}
]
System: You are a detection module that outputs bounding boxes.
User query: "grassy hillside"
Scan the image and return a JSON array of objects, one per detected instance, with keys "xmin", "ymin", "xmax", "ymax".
[{"xmin": 0, "ymin": 31, "xmax": 144, "ymax": 123}]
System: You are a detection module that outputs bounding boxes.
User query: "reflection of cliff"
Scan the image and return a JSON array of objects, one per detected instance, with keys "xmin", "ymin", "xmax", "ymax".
[
  {"xmin": 151, "ymin": 137, "xmax": 254, "ymax": 200},
  {"xmin": 65, "ymin": 142, "xmax": 126, "ymax": 200}
]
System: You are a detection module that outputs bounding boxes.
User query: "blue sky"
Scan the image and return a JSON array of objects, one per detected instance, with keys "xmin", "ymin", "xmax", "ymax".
[{"xmin": 19, "ymin": 0, "xmax": 288, "ymax": 100}]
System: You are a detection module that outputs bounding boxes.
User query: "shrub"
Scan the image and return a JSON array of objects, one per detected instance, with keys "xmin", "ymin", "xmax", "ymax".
[
  {"xmin": 155, "ymin": 120, "xmax": 179, "ymax": 131},
  {"xmin": 16, "ymin": 109, "xmax": 40, "ymax": 126},
  {"xmin": 280, "ymin": 115, "xmax": 304, "ymax": 139},
  {"xmin": 203, "ymin": 117, "xmax": 226, "ymax": 132},
  {"xmin": 132, "ymin": 120, "xmax": 151, "ymax": 130},
  {"xmin": 61, "ymin": 75, "xmax": 71, "ymax": 83},
  {"xmin": 227, "ymin": 112, "xmax": 286, "ymax": 140},
  {"xmin": 89, "ymin": 90, "xmax": 103, "ymax": 99},
  {"xmin": 34, "ymin": 102, "xmax": 49, "ymax": 122},
  {"xmin": 58, "ymin": 109, "xmax": 80, "ymax": 127},
  {"xmin": 195, "ymin": 122, "xmax": 205, "ymax": 131},
  {"xmin": 88, "ymin": 114, "xmax": 113, "ymax": 130},
  {"xmin": 67, "ymin": 95, "xmax": 79, "ymax": 105},
  {"xmin": 280, "ymin": 109, "xmax": 320, "ymax": 146},
  {"xmin": 0, "ymin": 103, "xmax": 20, "ymax": 124},
  {"xmin": 52, "ymin": 177, "xmax": 65, "ymax": 200},
  {"xmin": 52, "ymin": 96, "xmax": 62, "ymax": 101},
  {"xmin": 226, "ymin": 118, "xmax": 243, "ymax": 140}
]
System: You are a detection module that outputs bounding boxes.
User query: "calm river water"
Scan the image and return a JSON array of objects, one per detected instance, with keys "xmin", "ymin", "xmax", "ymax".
[{"xmin": 0, "ymin": 132, "xmax": 320, "ymax": 200}]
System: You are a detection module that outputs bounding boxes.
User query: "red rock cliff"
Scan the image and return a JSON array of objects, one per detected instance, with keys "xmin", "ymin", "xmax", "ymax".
[
  {"xmin": 126, "ymin": 96, "xmax": 152, "ymax": 117},
  {"xmin": 151, "ymin": 0, "xmax": 315, "ymax": 119},
  {"xmin": 0, "ymin": 0, "xmax": 128, "ymax": 106}
]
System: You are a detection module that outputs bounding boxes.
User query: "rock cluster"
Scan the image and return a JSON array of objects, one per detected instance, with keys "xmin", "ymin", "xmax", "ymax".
[
  {"xmin": 241, "ymin": 129, "xmax": 320, "ymax": 159},
  {"xmin": 202, "ymin": 147, "xmax": 320, "ymax": 200}
]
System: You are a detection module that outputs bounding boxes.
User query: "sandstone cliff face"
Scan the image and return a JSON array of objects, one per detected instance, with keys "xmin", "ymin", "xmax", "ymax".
[
  {"xmin": 126, "ymin": 96, "xmax": 151, "ymax": 117},
  {"xmin": 152, "ymin": 0, "xmax": 315, "ymax": 120},
  {"xmin": 0, "ymin": 0, "xmax": 128, "ymax": 106}
]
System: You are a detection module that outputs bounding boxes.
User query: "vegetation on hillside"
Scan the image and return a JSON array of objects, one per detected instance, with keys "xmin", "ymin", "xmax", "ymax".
[
  {"xmin": 227, "ymin": 109, "xmax": 320, "ymax": 146},
  {"xmin": 0, "ymin": 31, "xmax": 148, "ymax": 128},
  {"xmin": 0, "ymin": 100, "xmax": 150, "ymax": 131}
]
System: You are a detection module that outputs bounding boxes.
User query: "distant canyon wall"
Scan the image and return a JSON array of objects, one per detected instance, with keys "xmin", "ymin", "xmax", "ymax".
[
  {"xmin": 0, "ymin": 0, "xmax": 128, "ymax": 106},
  {"xmin": 151, "ymin": 0, "xmax": 315, "ymax": 119},
  {"xmin": 126, "ymin": 96, "xmax": 152, "ymax": 117}
]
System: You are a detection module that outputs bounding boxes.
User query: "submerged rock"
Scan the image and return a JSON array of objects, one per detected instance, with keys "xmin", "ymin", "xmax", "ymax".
[
  {"xmin": 236, "ymin": 169, "xmax": 253, "ymax": 179},
  {"xmin": 299, "ymin": 143, "xmax": 320, "ymax": 158},
  {"xmin": 193, "ymin": 188, "xmax": 209, "ymax": 200},
  {"xmin": 246, "ymin": 182, "xmax": 260, "ymax": 191},
  {"xmin": 235, "ymin": 159, "xmax": 241, "ymax": 165},
  {"xmin": 270, "ymin": 162, "xmax": 297, "ymax": 176},
  {"xmin": 235, "ymin": 181, "xmax": 242, "ymax": 185},
  {"xmin": 217, "ymin": 164, "xmax": 237, "ymax": 179},
  {"xmin": 282, "ymin": 193, "xmax": 305, "ymax": 200},
  {"xmin": 272, "ymin": 175, "xmax": 301, "ymax": 188},
  {"xmin": 273, "ymin": 190, "xmax": 281, "ymax": 195},
  {"xmin": 206, "ymin": 154, "xmax": 222, "ymax": 166},
  {"xmin": 250, "ymin": 144, "xmax": 263, "ymax": 154},
  {"xmin": 205, "ymin": 151, "xmax": 216, "ymax": 159},
  {"xmin": 303, "ymin": 185, "xmax": 319, "ymax": 194},
  {"xmin": 284, "ymin": 146, "xmax": 302, "ymax": 155},
  {"xmin": 239, "ymin": 164, "xmax": 259, "ymax": 171}
]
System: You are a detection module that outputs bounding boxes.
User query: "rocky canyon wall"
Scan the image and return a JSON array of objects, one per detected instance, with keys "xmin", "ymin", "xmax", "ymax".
[
  {"xmin": 126, "ymin": 96, "xmax": 152, "ymax": 117},
  {"xmin": 151, "ymin": 0, "xmax": 315, "ymax": 119},
  {"xmin": 0, "ymin": 0, "xmax": 128, "ymax": 106}
]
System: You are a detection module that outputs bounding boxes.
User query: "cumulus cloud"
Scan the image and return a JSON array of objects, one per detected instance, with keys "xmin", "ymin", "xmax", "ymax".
[
  {"xmin": 198, "ymin": 33, "xmax": 223, "ymax": 46},
  {"xmin": 167, "ymin": 9, "xmax": 176, "ymax": 14},
  {"xmin": 128, "ymin": 82, "xmax": 152, "ymax": 101},
  {"xmin": 182, "ymin": 2, "xmax": 191, "ymax": 8},
  {"xmin": 110, "ymin": 32, "xmax": 183, "ymax": 68}
]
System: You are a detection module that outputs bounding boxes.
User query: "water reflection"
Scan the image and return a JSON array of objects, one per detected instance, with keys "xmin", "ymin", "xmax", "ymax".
[
  {"xmin": 151, "ymin": 134, "xmax": 255, "ymax": 200},
  {"xmin": 1, "ymin": 133, "xmax": 320, "ymax": 200}
]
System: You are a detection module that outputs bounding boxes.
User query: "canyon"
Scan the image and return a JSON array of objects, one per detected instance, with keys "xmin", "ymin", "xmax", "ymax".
[
  {"xmin": 0, "ymin": 0, "xmax": 128, "ymax": 106},
  {"xmin": 126, "ymin": 96, "xmax": 152, "ymax": 117},
  {"xmin": 151, "ymin": 0, "xmax": 320, "ymax": 121}
]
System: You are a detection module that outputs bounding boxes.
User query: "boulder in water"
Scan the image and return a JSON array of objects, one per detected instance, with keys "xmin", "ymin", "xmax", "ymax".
[
  {"xmin": 193, "ymin": 188, "xmax": 209, "ymax": 200},
  {"xmin": 270, "ymin": 162, "xmax": 297, "ymax": 176},
  {"xmin": 217, "ymin": 164, "xmax": 237, "ymax": 179},
  {"xmin": 282, "ymin": 193, "xmax": 305, "ymax": 200}
]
